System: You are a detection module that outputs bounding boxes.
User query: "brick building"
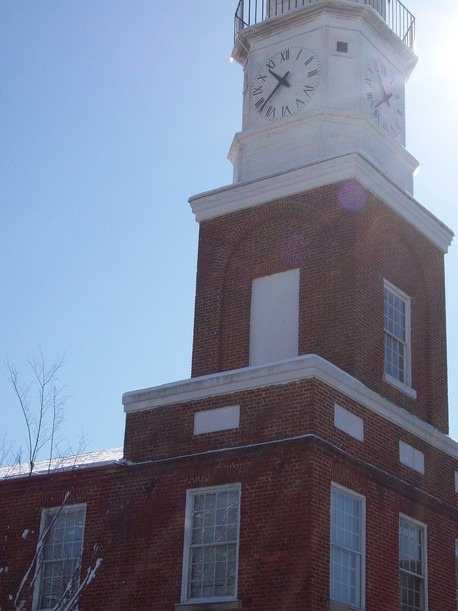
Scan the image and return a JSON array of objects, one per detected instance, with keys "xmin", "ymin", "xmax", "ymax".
[{"xmin": 1, "ymin": 1, "xmax": 457, "ymax": 610}]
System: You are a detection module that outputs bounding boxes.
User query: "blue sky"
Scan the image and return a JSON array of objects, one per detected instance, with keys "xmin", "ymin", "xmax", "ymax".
[{"xmin": 1, "ymin": 0, "xmax": 458, "ymax": 459}]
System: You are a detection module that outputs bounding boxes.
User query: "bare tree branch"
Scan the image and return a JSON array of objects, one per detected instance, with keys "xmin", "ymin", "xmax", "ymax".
[
  {"xmin": 5, "ymin": 352, "xmax": 70, "ymax": 476},
  {"xmin": 14, "ymin": 491, "xmax": 72, "ymax": 609}
]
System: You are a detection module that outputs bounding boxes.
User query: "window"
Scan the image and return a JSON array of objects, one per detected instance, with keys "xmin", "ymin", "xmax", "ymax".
[
  {"xmin": 249, "ymin": 269, "xmax": 299, "ymax": 366},
  {"xmin": 330, "ymin": 485, "xmax": 365, "ymax": 609},
  {"xmin": 35, "ymin": 504, "xmax": 86, "ymax": 611},
  {"xmin": 181, "ymin": 484, "xmax": 241, "ymax": 604},
  {"xmin": 384, "ymin": 280, "xmax": 412, "ymax": 389},
  {"xmin": 399, "ymin": 517, "xmax": 427, "ymax": 611}
]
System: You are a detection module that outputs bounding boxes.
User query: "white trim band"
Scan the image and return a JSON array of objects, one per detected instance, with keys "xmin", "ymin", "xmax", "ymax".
[
  {"xmin": 189, "ymin": 154, "xmax": 453, "ymax": 252},
  {"xmin": 123, "ymin": 354, "xmax": 458, "ymax": 460}
]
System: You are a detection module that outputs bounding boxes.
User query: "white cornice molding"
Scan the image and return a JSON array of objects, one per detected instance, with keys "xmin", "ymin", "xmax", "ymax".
[
  {"xmin": 123, "ymin": 354, "xmax": 458, "ymax": 460},
  {"xmin": 228, "ymin": 112, "xmax": 417, "ymax": 188},
  {"xmin": 189, "ymin": 154, "xmax": 453, "ymax": 252}
]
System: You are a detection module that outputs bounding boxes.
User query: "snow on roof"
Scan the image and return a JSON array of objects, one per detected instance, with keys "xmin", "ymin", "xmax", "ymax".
[{"xmin": 0, "ymin": 448, "xmax": 123, "ymax": 479}]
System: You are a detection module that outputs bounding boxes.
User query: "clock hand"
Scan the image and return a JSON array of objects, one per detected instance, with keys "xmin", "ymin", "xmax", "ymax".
[
  {"xmin": 268, "ymin": 69, "xmax": 291, "ymax": 88},
  {"xmin": 374, "ymin": 92, "xmax": 393, "ymax": 109},
  {"xmin": 260, "ymin": 70, "xmax": 290, "ymax": 111},
  {"xmin": 374, "ymin": 68, "xmax": 394, "ymax": 109}
]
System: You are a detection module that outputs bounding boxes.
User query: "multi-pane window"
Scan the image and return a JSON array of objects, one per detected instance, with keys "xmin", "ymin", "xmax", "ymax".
[
  {"xmin": 182, "ymin": 485, "xmax": 241, "ymax": 603},
  {"xmin": 330, "ymin": 486, "xmax": 364, "ymax": 609},
  {"xmin": 384, "ymin": 281, "xmax": 411, "ymax": 387},
  {"xmin": 35, "ymin": 504, "xmax": 86, "ymax": 611},
  {"xmin": 399, "ymin": 517, "xmax": 427, "ymax": 611}
]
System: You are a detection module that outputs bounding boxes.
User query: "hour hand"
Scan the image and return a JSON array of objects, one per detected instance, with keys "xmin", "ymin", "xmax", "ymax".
[
  {"xmin": 260, "ymin": 70, "xmax": 290, "ymax": 111},
  {"xmin": 268, "ymin": 69, "xmax": 291, "ymax": 87},
  {"xmin": 374, "ymin": 92, "xmax": 393, "ymax": 108}
]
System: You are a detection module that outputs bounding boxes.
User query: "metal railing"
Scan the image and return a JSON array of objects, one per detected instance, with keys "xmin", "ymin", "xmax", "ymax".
[{"xmin": 234, "ymin": 0, "xmax": 415, "ymax": 49}]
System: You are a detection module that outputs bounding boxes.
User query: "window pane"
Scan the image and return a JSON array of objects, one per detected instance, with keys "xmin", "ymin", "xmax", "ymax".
[
  {"xmin": 38, "ymin": 506, "xmax": 85, "ymax": 610},
  {"xmin": 384, "ymin": 284, "xmax": 410, "ymax": 384},
  {"xmin": 187, "ymin": 487, "xmax": 240, "ymax": 601},
  {"xmin": 330, "ymin": 488, "xmax": 363, "ymax": 608},
  {"xmin": 399, "ymin": 518, "xmax": 425, "ymax": 611}
]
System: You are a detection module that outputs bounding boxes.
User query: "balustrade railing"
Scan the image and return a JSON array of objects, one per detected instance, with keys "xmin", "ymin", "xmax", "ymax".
[{"xmin": 234, "ymin": 0, "xmax": 415, "ymax": 49}]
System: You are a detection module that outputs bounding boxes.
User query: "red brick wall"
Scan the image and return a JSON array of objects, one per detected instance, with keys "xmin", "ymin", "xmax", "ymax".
[
  {"xmin": 191, "ymin": 181, "xmax": 448, "ymax": 431},
  {"xmin": 124, "ymin": 377, "xmax": 457, "ymax": 506},
  {"xmin": 1, "ymin": 437, "xmax": 456, "ymax": 610}
]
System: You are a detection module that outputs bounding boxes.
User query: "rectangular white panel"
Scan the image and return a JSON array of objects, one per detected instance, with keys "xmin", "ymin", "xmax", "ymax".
[
  {"xmin": 399, "ymin": 440, "xmax": 425, "ymax": 474},
  {"xmin": 249, "ymin": 268, "xmax": 300, "ymax": 366},
  {"xmin": 334, "ymin": 404, "xmax": 364, "ymax": 442},
  {"xmin": 194, "ymin": 405, "xmax": 240, "ymax": 435}
]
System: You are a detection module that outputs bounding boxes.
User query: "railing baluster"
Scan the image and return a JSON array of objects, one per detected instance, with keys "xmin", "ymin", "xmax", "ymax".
[{"xmin": 234, "ymin": 0, "xmax": 414, "ymax": 50}]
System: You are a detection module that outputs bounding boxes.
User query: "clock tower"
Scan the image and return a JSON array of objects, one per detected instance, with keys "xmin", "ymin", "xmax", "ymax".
[
  {"xmin": 228, "ymin": 0, "xmax": 417, "ymax": 190},
  {"xmin": 189, "ymin": 0, "xmax": 452, "ymax": 434},
  {"xmin": 122, "ymin": 2, "xmax": 458, "ymax": 610},
  {"xmin": 1, "ymin": 4, "xmax": 457, "ymax": 611}
]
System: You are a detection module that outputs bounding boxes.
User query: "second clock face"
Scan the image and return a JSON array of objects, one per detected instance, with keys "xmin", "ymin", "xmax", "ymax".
[
  {"xmin": 251, "ymin": 46, "xmax": 320, "ymax": 122},
  {"xmin": 364, "ymin": 60, "xmax": 404, "ymax": 139}
]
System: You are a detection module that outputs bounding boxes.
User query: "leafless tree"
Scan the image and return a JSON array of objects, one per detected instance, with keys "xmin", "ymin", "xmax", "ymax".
[
  {"xmin": 12, "ymin": 491, "xmax": 102, "ymax": 611},
  {"xmin": 5, "ymin": 352, "xmax": 71, "ymax": 476},
  {"xmin": 1, "ymin": 356, "xmax": 98, "ymax": 610}
]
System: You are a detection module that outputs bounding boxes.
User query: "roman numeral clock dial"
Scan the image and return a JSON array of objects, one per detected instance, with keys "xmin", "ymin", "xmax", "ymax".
[
  {"xmin": 364, "ymin": 60, "xmax": 405, "ymax": 139},
  {"xmin": 251, "ymin": 47, "xmax": 320, "ymax": 122}
]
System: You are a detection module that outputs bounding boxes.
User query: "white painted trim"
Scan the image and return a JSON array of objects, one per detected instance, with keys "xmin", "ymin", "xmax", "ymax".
[
  {"xmin": 181, "ymin": 484, "xmax": 241, "ymax": 604},
  {"xmin": 383, "ymin": 373, "xmax": 417, "ymax": 399},
  {"xmin": 228, "ymin": 112, "xmax": 415, "ymax": 188},
  {"xmin": 122, "ymin": 354, "xmax": 458, "ymax": 460},
  {"xmin": 399, "ymin": 515, "xmax": 428, "ymax": 611},
  {"xmin": 188, "ymin": 154, "xmax": 453, "ymax": 252},
  {"xmin": 330, "ymin": 483, "xmax": 366, "ymax": 610},
  {"xmin": 33, "ymin": 503, "xmax": 87, "ymax": 611},
  {"xmin": 383, "ymin": 279, "xmax": 414, "ymax": 393}
]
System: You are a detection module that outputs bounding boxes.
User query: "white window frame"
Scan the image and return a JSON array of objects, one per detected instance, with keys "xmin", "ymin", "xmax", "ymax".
[
  {"xmin": 330, "ymin": 483, "xmax": 365, "ymax": 610},
  {"xmin": 181, "ymin": 484, "xmax": 241, "ymax": 604},
  {"xmin": 399, "ymin": 515, "xmax": 428, "ymax": 611},
  {"xmin": 383, "ymin": 280, "xmax": 416, "ymax": 397},
  {"xmin": 33, "ymin": 503, "xmax": 86, "ymax": 611}
]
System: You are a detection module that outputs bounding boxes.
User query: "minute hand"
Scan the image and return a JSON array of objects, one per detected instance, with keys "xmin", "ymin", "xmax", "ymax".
[{"xmin": 260, "ymin": 70, "xmax": 290, "ymax": 111}]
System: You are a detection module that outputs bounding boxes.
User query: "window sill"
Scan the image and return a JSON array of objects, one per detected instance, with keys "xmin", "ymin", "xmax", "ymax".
[
  {"xmin": 329, "ymin": 601, "xmax": 362, "ymax": 611},
  {"xmin": 384, "ymin": 373, "xmax": 417, "ymax": 399},
  {"xmin": 175, "ymin": 601, "xmax": 241, "ymax": 610}
]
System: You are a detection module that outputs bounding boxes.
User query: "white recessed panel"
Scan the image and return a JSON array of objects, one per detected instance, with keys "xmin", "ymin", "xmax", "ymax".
[
  {"xmin": 194, "ymin": 405, "xmax": 240, "ymax": 436},
  {"xmin": 399, "ymin": 441, "xmax": 424, "ymax": 474},
  {"xmin": 249, "ymin": 268, "xmax": 299, "ymax": 366},
  {"xmin": 334, "ymin": 404, "xmax": 364, "ymax": 442}
]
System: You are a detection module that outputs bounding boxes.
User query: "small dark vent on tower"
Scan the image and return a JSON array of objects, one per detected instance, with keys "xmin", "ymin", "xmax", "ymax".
[{"xmin": 336, "ymin": 40, "xmax": 348, "ymax": 53}]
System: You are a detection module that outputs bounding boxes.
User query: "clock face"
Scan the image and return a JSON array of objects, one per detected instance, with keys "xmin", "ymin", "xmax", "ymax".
[
  {"xmin": 251, "ymin": 46, "xmax": 320, "ymax": 122},
  {"xmin": 364, "ymin": 61, "xmax": 404, "ymax": 139}
]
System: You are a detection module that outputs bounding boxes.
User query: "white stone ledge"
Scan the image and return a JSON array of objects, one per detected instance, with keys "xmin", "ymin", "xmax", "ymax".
[
  {"xmin": 122, "ymin": 354, "xmax": 458, "ymax": 460},
  {"xmin": 188, "ymin": 154, "xmax": 453, "ymax": 252}
]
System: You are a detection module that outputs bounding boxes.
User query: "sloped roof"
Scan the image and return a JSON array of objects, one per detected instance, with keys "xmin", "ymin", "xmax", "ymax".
[{"xmin": 0, "ymin": 448, "xmax": 123, "ymax": 479}]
